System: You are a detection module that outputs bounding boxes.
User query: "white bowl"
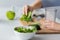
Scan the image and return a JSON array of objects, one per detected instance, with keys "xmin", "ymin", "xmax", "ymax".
[{"xmin": 14, "ymin": 31, "xmax": 35, "ymax": 40}]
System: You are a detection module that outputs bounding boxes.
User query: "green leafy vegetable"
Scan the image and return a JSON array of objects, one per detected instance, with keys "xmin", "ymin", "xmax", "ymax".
[
  {"xmin": 20, "ymin": 11, "xmax": 32, "ymax": 22},
  {"xmin": 29, "ymin": 23, "xmax": 41, "ymax": 30},
  {"xmin": 14, "ymin": 26, "xmax": 37, "ymax": 33},
  {"xmin": 27, "ymin": 11, "xmax": 32, "ymax": 18}
]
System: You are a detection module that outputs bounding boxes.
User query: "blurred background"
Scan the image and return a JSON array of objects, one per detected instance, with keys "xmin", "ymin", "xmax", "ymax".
[
  {"xmin": 0, "ymin": 0, "xmax": 34, "ymax": 7},
  {"xmin": 0, "ymin": 0, "xmax": 35, "ymax": 20}
]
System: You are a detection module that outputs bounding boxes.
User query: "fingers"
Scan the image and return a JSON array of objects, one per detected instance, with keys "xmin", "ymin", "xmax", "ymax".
[
  {"xmin": 40, "ymin": 19, "xmax": 55, "ymax": 29},
  {"xmin": 23, "ymin": 5, "xmax": 33, "ymax": 16},
  {"xmin": 44, "ymin": 20, "xmax": 55, "ymax": 29},
  {"xmin": 23, "ymin": 5, "xmax": 29, "ymax": 15}
]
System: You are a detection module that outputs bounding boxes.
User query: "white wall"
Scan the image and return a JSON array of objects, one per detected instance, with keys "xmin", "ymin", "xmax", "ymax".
[
  {"xmin": 0, "ymin": 0, "xmax": 34, "ymax": 7},
  {"xmin": 0, "ymin": 0, "xmax": 35, "ymax": 20}
]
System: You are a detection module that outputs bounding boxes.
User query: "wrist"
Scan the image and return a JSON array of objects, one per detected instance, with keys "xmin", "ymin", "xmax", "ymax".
[
  {"xmin": 50, "ymin": 22, "xmax": 60, "ymax": 31},
  {"xmin": 54, "ymin": 23, "xmax": 60, "ymax": 31},
  {"xmin": 29, "ymin": 5, "xmax": 35, "ymax": 11}
]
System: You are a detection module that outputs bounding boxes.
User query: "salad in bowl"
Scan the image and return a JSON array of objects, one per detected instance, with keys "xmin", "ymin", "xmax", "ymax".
[{"xmin": 14, "ymin": 26, "xmax": 37, "ymax": 40}]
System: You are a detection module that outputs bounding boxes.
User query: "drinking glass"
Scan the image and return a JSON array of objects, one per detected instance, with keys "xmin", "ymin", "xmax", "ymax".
[{"xmin": 45, "ymin": 7, "xmax": 57, "ymax": 22}]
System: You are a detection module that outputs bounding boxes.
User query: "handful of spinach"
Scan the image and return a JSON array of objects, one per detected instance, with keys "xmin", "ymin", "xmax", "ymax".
[{"xmin": 20, "ymin": 11, "xmax": 32, "ymax": 22}]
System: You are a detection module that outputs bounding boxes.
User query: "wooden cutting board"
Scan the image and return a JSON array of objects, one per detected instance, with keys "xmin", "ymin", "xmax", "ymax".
[
  {"xmin": 20, "ymin": 18, "xmax": 60, "ymax": 34},
  {"xmin": 36, "ymin": 29, "xmax": 60, "ymax": 34}
]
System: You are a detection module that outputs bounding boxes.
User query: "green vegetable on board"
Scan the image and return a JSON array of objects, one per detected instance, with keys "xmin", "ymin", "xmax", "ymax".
[
  {"xmin": 20, "ymin": 11, "xmax": 32, "ymax": 22},
  {"xmin": 29, "ymin": 23, "xmax": 41, "ymax": 30}
]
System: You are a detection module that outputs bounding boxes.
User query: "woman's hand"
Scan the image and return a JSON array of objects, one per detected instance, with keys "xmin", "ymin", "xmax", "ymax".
[
  {"xmin": 40, "ymin": 19, "xmax": 60, "ymax": 31},
  {"xmin": 23, "ymin": 5, "xmax": 33, "ymax": 15},
  {"xmin": 43, "ymin": 20, "xmax": 55, "ymax": 30}
]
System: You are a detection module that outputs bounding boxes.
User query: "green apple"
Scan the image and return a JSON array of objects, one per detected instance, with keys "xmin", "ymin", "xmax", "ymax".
[{"xmin": 6, "ymin": 11, "xmax": 15, "ymax": 20}]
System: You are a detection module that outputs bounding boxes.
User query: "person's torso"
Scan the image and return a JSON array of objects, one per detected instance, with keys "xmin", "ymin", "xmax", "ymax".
[
  {"xmin": 42, "ymin": 0, "xmax": 60, "ymax": 7},
  {"xmin": 42, "ymin": 0, "xmax": 60, "ymax": 20}
]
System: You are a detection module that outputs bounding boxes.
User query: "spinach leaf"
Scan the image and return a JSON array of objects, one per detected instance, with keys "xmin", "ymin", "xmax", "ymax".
[
  {"xmin": 20, "ymin": 11, "xmax": 32, "ymax": 22},
  {"xmin": 29, "ymin": 23, "xmax": 41, "ymax": 30},
  {"xmin": 14, "ymin": 27, "xmax": 37, "ymax": 33}
]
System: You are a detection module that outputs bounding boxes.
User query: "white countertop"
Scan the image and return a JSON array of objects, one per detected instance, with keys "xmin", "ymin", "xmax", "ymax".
[
  {"xmin": 0, "ymin": 18, "xmax": 60, "ymax": 40},
  {"xmin": 6, "ymin": 34, "xmax": 60, "ymax": 40}
]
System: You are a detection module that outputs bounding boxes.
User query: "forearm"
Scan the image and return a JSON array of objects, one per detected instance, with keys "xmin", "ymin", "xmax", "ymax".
[{"xmin": 30, "ymin": 0, "xmax": 42, "ymax": 10}]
